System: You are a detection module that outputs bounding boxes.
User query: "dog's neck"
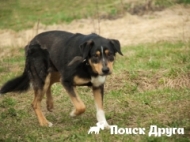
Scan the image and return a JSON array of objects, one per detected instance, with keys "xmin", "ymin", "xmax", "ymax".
[{"xmin": 91, "ymin": 76, "xmax": 106, "ymax": 87}]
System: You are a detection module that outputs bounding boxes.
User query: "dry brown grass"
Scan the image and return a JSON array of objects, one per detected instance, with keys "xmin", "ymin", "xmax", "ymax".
[
  {"xmin": 0, "ymin": 5, "xmax": 190, "ymax": 48},
  {"xmin": 105, "ymin": 70, "xmax": 190, "ymax": 93}
]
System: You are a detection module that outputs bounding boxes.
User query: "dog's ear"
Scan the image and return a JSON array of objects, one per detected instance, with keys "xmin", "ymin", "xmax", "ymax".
[
  {"xmin": 79, "ymin": 40, "xmax": 94, "ymax": 59},
  {"xmin": 110, "ymin": 39, "xmax": 123, "ymax": 56}
]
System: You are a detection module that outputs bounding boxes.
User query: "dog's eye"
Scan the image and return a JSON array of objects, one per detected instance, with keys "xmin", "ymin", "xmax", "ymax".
[
  {"xmin": 107, "ymin": 52, "xmax": 113, "ymax": 57},
  {"xmin": 93, "ymin": 54, "xmax": 99, "ymax": 58},
  {"xmin": 107, "ymin": 53, "xmax": 114, "ymax": 61},
  {"xmin": 91, "ymin": 54, "xmax": 100, "ymax": 63}
]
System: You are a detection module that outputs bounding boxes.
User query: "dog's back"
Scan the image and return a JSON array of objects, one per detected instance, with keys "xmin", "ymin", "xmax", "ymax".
[{"xmin": 0, "ymin": 30, "xmax": 80, "ymax": 94}]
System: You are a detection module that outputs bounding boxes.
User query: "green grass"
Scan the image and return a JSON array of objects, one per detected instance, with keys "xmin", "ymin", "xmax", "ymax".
[
  {"xmin": 0, "ymin": 0, "xmax": 118, "ymax": 31},
  {"xmin": 0, "ymin": 0, "xmax": 190, "ymax": 141},
  {"xmin": 177, "ymin": 0, "xmax": 190, "ymax": 4},
  {"xmin": 114, "ymin": 41, "xmax": 190, "ymax": 74},
  {"xmin": 0, "ymin": 41, "xmax": 189, "ymax": 141},
  {"xmin": 0, "ymin": 0, "xmax": 189, "ymax": 31}
]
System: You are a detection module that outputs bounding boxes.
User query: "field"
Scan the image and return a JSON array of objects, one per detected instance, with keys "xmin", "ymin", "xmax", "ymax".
[{"xmin": 0, "ymin": 0, "xmax": 190, "ymax": 142}]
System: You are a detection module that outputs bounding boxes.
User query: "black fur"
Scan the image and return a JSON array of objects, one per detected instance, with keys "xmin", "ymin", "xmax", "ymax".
[
  {"xmin": 0, "ymin": 72, "xmax": 30, "ymax": 94},
  {"xmin": 0, "ymin": 30, "xmax": 123, "ymax": 94},
  {"xmin": 0, "ymin": 30, "xmax": 123, "ymax": 127},
  {"xmin": 0, "ymin": 44, "xmax": 50, "ymax": 94}
]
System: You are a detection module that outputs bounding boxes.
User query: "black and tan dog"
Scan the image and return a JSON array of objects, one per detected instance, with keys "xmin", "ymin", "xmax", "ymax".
[{"xmin": 0, "ymin": 31, "xmax": 123, "ymax": 127}]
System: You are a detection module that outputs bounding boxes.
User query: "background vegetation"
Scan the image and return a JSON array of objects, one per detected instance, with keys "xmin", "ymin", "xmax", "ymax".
[
  {"xmin": 0, "ymin": 0, "xmax": 189, "ymax": 142},
  {"xmin": 0, "ymin": 0, "xmax": 190, "ymax": 31}
]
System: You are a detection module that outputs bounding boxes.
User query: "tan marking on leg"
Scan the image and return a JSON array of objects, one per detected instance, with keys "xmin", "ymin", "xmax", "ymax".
[
  {"xmin": 50, "ymin": 72, "xmax": 61, "ymax": 83},
  {"xmin": 46, "ymin": 72, "xmax": 61, "ymax": 112},
  {"xmin": 67, "ymin": 87, "xmax": 86, "ymax": 116},
  {"xmin": 32, "ymin": 89, "xmax": 38, "ymax": 109},
  {"xmin": 46, "ymin": 86, "xmax": 54, "ymax": 112},
  {"xmin": 32, "ymin": 89, "xmax": 52, "ymax": 127},
  {"xmin": 93, "ymin": 87, "xmax": 110, "ymax": 128},
  {"xmin": 43, "ymin": 73, "xmax": 51, "ymax": 93},
  {"xmin": 93, "ymin": 88, "xmax": 103, "ymax": 110}
]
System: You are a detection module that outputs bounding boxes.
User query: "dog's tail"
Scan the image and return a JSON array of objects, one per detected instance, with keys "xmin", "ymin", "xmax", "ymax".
[
  {"xmin": 0, "ymin": 70, "xmax": 30, "ymax": 94},
  {"xmin": 0, "ymin": 43, "xmax": 50, "ymax": 95},
  {"xmin": 0, "ymin": 44, "xmax": 32, "ymax": 95}
]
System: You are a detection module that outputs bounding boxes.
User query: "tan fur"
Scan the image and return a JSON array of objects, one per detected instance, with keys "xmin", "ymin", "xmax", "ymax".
[
  {"xmin": 50, "ymin": 72, "xmax": 61, "ymax": 83},
  {"xmin": 88, "ymin": 59, "xmax": 103, "ymax": 74},
  {"xmin": 105, "ymin": 49, "xmax": 109, "ymax": 55},
  {"xmin": 107, "ymin": 61, "xmax": 114, "ymax": 73},
  {"xmin": 46, "ymin": 72, "xmax": 61, "ymax": 111},
  {"xmin": 105, "ymin": 49, "xmax": 114, "ymax": 73},
  {"xmin": 32, "ymin": 72, "xmax": 61, "ymax": 125},
  {"xmin": 43, "ymin": 73, "xmax": 51, "ymax": 93},
  {"xmin": 31, "ymin": 72, "xmax": 87, "ymax": 125},
  {"xmin": 93, "ymin": 88, "xmax": 103, "ymax": 110},
  {"xmin": 67, "ymin": 87, "xmax": 86, "ymax": 116},
  {"xmin": 46, "ymin": 86, "xmax": 54, "ymax": 112},
  {"xmin": 73, "ymin": 76, "xmax": 90, "ymax": 85},
  {"xmin": 96, "ymin": 51, "xmax": 100, "ymax": 56},
  {"xmin": 32, "ymin": 90, "xmax": 50, "ymax": 126}
]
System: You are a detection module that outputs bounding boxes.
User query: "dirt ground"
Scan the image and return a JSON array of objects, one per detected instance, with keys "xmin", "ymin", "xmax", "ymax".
[{"xmin": 0, "ymin": 5, "xmax": 189, "ymax": 49}]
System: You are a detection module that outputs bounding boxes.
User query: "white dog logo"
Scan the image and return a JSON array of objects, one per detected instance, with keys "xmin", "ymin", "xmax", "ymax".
[{"xmin": 88, "ymin": 122, "xmax": 105, "ymax": 134}]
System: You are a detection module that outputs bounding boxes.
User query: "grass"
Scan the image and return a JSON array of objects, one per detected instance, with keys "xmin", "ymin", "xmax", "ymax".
[
  {"xmin": 0, "ymin": 41, "xmax": 189, "ymax": 142},
  {"xmin": 0, "ymin": 0, "xmax": 190, "ymax": 31},
  {"xmin": 0, "ymin": 0, "xmax": 118, "ymax": 31},
  {"xmin": 0, "ymin": 0, "xmax": 190, "ymax": 141}
]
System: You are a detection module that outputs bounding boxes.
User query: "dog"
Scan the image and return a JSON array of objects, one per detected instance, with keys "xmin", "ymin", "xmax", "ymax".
[{"xmin": 0, "ymin": 30, "xmax": 123, "ymax": 127}]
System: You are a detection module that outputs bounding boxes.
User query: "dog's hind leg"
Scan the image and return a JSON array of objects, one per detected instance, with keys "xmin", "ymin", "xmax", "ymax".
[
  {"xmin": 45, "ymin": 73, "xmax": 54, "ymax": 112},
  {"xmin": 32, "ymin": 89, "xmax": 52, "ymax": 127},
  {"xmin": 46, "ymin": 72, "xmax": 61, "ymax": 112},
  {"xmin": 31, "ymin": 73, "xmax": 53, "ymax": 127},
  {"xmin": 27, "ymin": 44, "xmax": 53, "ymax": 126},
  {"xmin": 46, "ymin": 85, "xmax": 54, "ymax": 112}
]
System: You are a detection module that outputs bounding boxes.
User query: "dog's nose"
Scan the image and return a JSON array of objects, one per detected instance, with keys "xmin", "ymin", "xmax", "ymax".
[{"xmin": 102, "ymin": 67, "xmax": 109, "ymax": 74}]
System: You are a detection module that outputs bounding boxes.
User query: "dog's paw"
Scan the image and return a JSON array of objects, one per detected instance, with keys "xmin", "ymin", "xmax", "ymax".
[
  {"xmin": 69, "ymin": 107, "xmax": 85, "ymax": 117},
  {"xmin": 46, "ymin": 99, "xmax": 54, "ymax": 112},
  {"xmin": 40, "ymin": 121, "xmax": 53, "ymax": 127},
  {"xmin": 47, "ymin": 103, "xmax": 54, "ymax": 112},
  {"xmin": 104, "ymin": 124, "xmax": 111, "ymax": 129},
  {"xmin": 70, "ymin": 110, "xmax": 77, "ymax": 117},
  {"xmin": 97, "ymin": 121, "xmax": 110, "ymax": 129},
  {"xmin": 48, "ymin": 122, "xmax": 53, "ymax": 127}
]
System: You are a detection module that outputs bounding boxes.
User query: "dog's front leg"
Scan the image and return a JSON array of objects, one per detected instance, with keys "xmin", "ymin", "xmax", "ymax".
[
  {"xmin": 63, "ymin": 82, "xmax": 86, "ymax": 116},
  {"xmin": 92, "ymin": 85, "xmax": 110, "ymax": 129}
]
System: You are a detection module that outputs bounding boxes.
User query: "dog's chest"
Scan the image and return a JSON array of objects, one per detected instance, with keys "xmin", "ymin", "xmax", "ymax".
[{"xmin": 91, "ymin": 76, "xmax": 106, "ymax": 87}]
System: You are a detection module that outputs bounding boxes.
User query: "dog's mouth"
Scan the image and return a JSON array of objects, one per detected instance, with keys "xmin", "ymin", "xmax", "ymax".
[{"xmin": 100, "ymin": 72, "xmax": 112, "ymax": 76}]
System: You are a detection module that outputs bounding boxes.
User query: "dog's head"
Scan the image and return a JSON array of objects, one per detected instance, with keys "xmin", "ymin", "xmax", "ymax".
[{"xmin": 79, "ymin": 35, "xmax": 123, "ymax": 76}]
